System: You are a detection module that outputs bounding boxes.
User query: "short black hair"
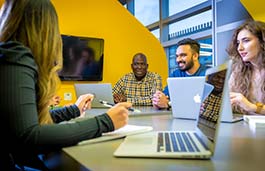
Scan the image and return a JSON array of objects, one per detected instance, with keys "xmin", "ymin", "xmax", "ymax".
[
  {"xmin": 177, "ymin": 38, "xmax": 200, "ymax": 54},
  {"xmin": 132, "ymin": 53, "xmax": 147, "ymax": 63}
]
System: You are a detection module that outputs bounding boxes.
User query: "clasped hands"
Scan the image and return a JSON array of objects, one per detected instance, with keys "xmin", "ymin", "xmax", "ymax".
[
  {"xmin": 152, "ymin": 90, "xmax": 169, "ymax": 109},
  {"xmin": 230, "ymin": 92, "xmax": 256, "ymax": 112},
  {"xmin": 113, "ymin": 93, "xmax": 127, "ymax": 103}
]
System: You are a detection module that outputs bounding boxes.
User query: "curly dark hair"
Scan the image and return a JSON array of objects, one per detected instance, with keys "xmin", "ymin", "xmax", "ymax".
[{"xmin": 227, "ymin": 20, "xmax": 265, "ymax": 113}]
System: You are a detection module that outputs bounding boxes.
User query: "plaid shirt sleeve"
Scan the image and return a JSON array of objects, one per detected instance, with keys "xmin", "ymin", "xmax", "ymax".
[
  {"xmin": 199, "ymin": 93, "xmax": 221, "ymax": 122},
  {"xmin": 113, "ymin": 76, "xmax": 125, "ymax": 95}
]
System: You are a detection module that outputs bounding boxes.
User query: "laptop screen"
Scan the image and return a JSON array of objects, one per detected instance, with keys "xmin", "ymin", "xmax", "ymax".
[
  {"xmin": 74, "ymin": 83, "xmax": 114, "ymax": 108},
  {"xmin": 197, "ymin": 68, "xmax": 227, "ymax": 142}
]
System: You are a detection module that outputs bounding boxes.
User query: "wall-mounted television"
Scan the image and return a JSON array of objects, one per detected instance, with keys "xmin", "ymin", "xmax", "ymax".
[{"xmin": 59, "ymin": 34, "xmax": 104, "ymax": 81}]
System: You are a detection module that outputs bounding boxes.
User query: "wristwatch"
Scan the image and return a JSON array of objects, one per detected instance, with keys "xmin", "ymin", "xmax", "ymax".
[{"xmin": 255, "ymin": 102, "xmax": 264, "ymax": 113}]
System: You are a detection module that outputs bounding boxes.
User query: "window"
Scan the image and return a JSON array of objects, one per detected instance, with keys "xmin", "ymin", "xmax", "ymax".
[
  {"xmin": 169, "ymin": 0, "xmax": 208, "ymax": 16},
  {"xmin": 167, "ymin": 37, "xmax": 212, "ymax": 74},
  {"xmin": 168, "ymin": 10, "xmax": 212, "ymax": 38},
  {"xmin": 134, "ymin": 0, "xmax": 159, "ymax": 26},
  {"xmin": 120, "ymin": 0, "xmax": 213, "ymax": 75},
  {"xmin": 151, "ymin": 29, "xmax": 160, "ymax": 40}
]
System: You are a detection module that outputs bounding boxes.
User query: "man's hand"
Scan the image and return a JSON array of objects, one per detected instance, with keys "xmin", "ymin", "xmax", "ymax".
[
  {"xmin": 152, "ymin": 90, "xmax": 169, "ymax": 109},
  {"xmin": 113, "ymin": 93, "xmax": 127, "ymax": 103}
]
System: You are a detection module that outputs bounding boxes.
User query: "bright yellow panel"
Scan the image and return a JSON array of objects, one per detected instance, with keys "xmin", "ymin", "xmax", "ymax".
[
  {"xmin": 241, "ymin": 0, "xmax": 265, "ymax": 21},
  {"xmin": 51, "ymin": 0, "xmax": 168, "ymax": 105}
]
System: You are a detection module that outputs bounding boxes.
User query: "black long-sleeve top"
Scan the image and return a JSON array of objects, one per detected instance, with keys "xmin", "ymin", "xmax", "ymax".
[{"xmin": 0, "ymin": 41, "xmax": 114, "ymax": 155}]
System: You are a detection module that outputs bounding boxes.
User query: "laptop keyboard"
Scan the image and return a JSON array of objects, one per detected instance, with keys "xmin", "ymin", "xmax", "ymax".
[{"xmin": 157, "ymin": 132, "xmax": 200, "ymax": 152}]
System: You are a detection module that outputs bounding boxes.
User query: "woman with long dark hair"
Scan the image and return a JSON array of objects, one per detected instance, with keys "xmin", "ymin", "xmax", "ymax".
[{"xmin": 227, "ymin": 20, "xmax": 265, "ymax": 115}]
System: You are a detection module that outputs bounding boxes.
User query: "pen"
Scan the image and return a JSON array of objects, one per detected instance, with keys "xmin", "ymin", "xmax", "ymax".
[{"xmin": 99, "ymin": 100, "xmax": 141, "ymax": 113}]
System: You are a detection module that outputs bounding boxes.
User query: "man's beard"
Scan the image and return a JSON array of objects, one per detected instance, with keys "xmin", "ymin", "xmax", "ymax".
[{"xmin": 179, "ymin": 59, "xmax": 194, "ymax": 71}]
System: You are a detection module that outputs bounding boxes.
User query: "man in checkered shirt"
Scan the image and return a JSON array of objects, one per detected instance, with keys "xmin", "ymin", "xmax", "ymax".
[{"xmin": 113, "ymin": 53, "xmax": 162, "ymax": 106}]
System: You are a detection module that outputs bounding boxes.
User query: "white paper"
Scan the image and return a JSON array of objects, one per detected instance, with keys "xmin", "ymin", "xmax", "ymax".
[
  {"xmin": 78, "ymin": 124, "xmax": 153, "ymax": 145},
  {"xmin": 244, "ymin": 115, "xmax": 265, "ymax": 129}
]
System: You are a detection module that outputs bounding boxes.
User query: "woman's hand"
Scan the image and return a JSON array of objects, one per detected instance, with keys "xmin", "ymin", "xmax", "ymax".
[
  {"xmin": 230, "ymin": 92, "xmax": 256, "ymax": 112},
  {"xmin": 75, "ymin": 94, "xmax": 94, "ymax": 117},
  {"xmin": 49, "ymin": 95, "xmax": 61, "ymax": 108},
  {"xmin": 106, "ymin": 102, "xmax": 132, "ymax": 130}
]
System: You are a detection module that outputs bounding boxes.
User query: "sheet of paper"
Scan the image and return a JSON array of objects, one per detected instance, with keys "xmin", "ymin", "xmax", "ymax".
[
  {"xmin": 244, "ymin": 115, "xmax": 265, "ymax": 129},
  {"xmin": 78, "ymin": 124, "xmax": 153, "ymax": 145}
]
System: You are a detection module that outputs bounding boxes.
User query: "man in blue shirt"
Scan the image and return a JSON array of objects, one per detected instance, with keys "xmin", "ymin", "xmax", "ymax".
[{"xmin": 152, "ymin": 38, "xmax": 209, "ymax": 109}]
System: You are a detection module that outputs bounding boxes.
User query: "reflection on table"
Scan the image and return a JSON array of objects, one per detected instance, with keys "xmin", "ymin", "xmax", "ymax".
[{"xmin": 85, "ymin": 106, "xmax": 171, "ymax": 117}]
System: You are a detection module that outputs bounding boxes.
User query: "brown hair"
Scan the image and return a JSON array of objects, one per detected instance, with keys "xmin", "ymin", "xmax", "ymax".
[
  {"xmin": 227, "ymin": 20, "xmax": 265, "ymax": 113},
  {"xmin": 0, "ymin": 0, "xmax": 62, "ymax": 124}
]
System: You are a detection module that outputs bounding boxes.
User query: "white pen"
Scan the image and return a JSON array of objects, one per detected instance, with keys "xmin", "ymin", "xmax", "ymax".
[{"xmin": 99, "ymin": 100, "xmax": 141, "ymax": 113}]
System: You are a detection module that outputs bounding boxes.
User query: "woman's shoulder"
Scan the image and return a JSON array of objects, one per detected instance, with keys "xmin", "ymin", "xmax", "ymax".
[{"xmin": 0, "ymin": 41, "xmax": 37, "ymax": 71}]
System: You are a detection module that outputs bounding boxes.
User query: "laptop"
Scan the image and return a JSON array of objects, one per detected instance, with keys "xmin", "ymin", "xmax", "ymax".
[
  {"xmin": 114, "ymin": 60, "xmax": 232, "ymax": 159},
  {"xmin": 201, "ymin": 67, "xmax": 242, "ymax": 123},
  {"xmin": 74, "ymin": 83, "xmax": 114, "ymax": 108},
  {"xmin": 168, "ymin": 73, "xmax": 242, "ymax": 123},
  {"xmin": 167, "ymin": 77, "xmax": 205, "ymax": 120},
  {"xmin": 220, "ymin": 82, "xmax": 243, "ymax": 122}
]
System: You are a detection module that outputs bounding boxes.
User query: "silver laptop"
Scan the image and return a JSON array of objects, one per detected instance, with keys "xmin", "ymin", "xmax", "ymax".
[
  {"xmin": 200, "ymin": 71, "xmax": 242, "ymax": 123},
  {"xmin": 167, "ymin": 73, "xmax": 242, "ymax": 123},
  {"xmin": 74, "ymin": 83, "xmax": 114, "ymax": 108},
  {"xmin": 220, "ymin": 83, "xmax": 243, "ymax": 122},
  {"xmin": 167, "ymin": 77, "xmax": 205, "ymax": 120},
  {"xmin": 114, "ymin": 60, "xmax": 232, "ymax": 159}
]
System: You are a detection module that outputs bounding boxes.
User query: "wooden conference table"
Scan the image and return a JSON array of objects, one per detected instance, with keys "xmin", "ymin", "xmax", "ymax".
[{"xmin": 60, "ymin": 107, "xmax": 265, "ymax": 171}]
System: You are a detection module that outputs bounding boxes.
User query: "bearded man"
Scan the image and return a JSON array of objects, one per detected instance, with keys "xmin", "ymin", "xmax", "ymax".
[{"xmin": 152, "ymin": 38, "xmax": 210, "ymax": 109}]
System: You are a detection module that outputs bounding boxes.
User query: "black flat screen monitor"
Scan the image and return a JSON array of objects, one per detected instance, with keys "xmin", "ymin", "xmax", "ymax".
[{"xmin": 59, "ymin": 34, "xmax": 104, "ymax": 81}]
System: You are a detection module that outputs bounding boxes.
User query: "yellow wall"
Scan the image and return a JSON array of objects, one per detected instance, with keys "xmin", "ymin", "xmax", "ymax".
[
  {"xmin": 241, "ymin": 0, "xmax": 265, "ymax": 21},
  {"xmin": 51, "ymin": 0, "xmax": 168, "ymax": 105}
]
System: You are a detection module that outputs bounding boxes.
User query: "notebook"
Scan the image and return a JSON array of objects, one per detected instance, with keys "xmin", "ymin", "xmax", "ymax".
[
  {"xmin": 78, "ymin": 124, "xmax": 153, "ymax": 145},
  {"xmin": 167, "ymin": 77, "xmax": 205, "ymax": 120},
  {"xmin": 74, "ymin": 83, "xmax": 114, "ymax": 108},
  {"xmin": 114, "ymin": 60, "xmax": 232, "ymax": 159}
]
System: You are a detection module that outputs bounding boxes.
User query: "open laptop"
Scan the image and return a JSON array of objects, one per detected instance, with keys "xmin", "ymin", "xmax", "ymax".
[
  {"xmin": 220, "ymin": 82, "xmax": 243, "ymax": 122},
  {"xmin": 202, "ymin": 71, "xmax": 242, "ymax": 123},
  {"xmin": 74, "ymin": 83, "xmax": 114, "ymax": 108},
  {"xmin": 114, "ymin": 60, "xmax": 232, "ymax": 159},
  {"xmin": 168, "ymin": 73, "xmax": 242, "ymax": 123},
  {"xmin": 167, "ymin": 77, "xmax": 205, "ymax": 120}
]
